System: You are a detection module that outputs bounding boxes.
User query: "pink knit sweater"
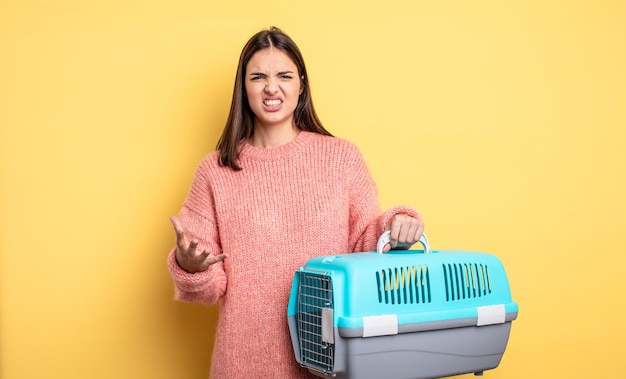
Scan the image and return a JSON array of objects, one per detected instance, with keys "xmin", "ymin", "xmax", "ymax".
[{"xmin": 168, "ymin": 131, "xmax": 420, "ymax": 378}]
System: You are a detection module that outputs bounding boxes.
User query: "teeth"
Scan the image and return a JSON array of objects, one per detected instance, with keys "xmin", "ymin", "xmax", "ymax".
[{"xmin": 264, "ymin": 99, "xmax": 281, "ymax": 106}]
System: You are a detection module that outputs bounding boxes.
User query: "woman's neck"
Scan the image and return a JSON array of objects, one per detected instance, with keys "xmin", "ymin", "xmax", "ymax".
[{"xmin": 249, "ymin": 123, "xmax": 300, "ymax": 148}]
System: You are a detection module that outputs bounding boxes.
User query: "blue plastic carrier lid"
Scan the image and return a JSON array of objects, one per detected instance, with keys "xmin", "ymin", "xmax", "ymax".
[{"xmin": 288, "ymin": 245, "xmax": 518, "ymax": 337}]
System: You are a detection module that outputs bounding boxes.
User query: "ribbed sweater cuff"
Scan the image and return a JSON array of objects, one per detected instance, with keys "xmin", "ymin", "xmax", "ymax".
[{"xmin": 167, "ymin": 248, "xmax": 215, "ymax": 292}]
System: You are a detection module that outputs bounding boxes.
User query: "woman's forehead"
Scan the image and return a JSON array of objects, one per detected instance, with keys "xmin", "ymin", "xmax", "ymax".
[{"xmin": 246, "ymin": 47, "xmax": 297, "ymax": 73}]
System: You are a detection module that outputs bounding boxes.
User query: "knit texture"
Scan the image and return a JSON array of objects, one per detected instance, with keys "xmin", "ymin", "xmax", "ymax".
[{"xmin": 167, "ymin": 131, "xmax": 420, "ymax": 378}]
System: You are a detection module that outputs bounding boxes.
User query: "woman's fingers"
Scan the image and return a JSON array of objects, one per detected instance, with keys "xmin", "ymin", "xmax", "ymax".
[
  {"xmin": 171, "ymin": 216, "xmax": 196, "ymax": 271},
  {"xmin": 187, "ymin": 251, "xmax": 228, "ymax": 273},
  {"xmin": 206, "ymin": 253, "xmax": 228, "ymax": 266},
  {"xmin": 405, "ymin": 218, "xmax": 422, "ymax": 243},
  {"xmin": 388, "ymin": 214, "xmax": 424, "ymax": 248},
  {"xmin": 170, "ymin": 216, "xmax": 187, "ymax": 247},
  {"xmin": 188, "ymin": 239, "xmax": 199, "ymax": 253},
  {"xmin": 170, "ymin": 216, "xmax": 227, "ymax": 272}
]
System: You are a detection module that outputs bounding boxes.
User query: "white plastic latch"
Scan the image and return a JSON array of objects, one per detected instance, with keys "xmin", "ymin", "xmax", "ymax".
[
  {"xmin": 362, "ymin": 314, "xmax": 398, "ymax": 337},
  {"xmin": 477, "ymin": 304, "xmax": 506, "ymax": 326}
]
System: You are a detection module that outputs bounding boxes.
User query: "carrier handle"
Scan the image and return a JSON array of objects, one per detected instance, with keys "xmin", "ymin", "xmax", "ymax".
[{"xmin": 377, "ymin": 230, "xmax": 430, "ymax": 255}]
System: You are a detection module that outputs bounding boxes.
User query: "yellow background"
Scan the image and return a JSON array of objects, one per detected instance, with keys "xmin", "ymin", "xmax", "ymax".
[{"xmin": 1, "ymin": 0, "xmax": 625, "ymax": 378}]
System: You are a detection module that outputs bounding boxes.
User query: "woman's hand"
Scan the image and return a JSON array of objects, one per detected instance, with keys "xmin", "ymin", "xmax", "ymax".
[
  {"xmin": 383, "ymin": 214, "xmax": 424, "ymax": 252},
  {"xmin": 170, "ymin": 216, "xmax": 227, "ymax": 273}
]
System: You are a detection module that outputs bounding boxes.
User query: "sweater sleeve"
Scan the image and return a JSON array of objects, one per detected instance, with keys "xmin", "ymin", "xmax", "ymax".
[
  {"xmin": 167, "ymin": 158, "xmax": 227, "ymax": 305},
  {"xmin": 346, "ymin": 144, "xmax": 421, "ymax": 252}
]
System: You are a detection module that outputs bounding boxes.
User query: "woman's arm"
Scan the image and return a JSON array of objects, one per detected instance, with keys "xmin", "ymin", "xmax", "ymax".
[{"xmin": 166, "ymin": 159, "xmax": 228, "ymax": 305}]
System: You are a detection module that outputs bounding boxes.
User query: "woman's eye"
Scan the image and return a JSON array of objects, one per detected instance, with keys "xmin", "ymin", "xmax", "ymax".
[
  {"xmin": 280, "ymin": 75, "xmax": 293, "ymax": 80},
  {"xmin": 250, "ymin": 74, "xmax": 266, "ymax": 81}
]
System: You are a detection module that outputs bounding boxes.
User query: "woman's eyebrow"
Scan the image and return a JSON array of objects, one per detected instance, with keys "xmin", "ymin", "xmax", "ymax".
[{"xmin": 248, "ymin": 70, "xmax": 295, "ymax": 77}]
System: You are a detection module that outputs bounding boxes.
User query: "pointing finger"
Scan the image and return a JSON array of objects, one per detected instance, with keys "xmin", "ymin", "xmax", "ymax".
[
  {"xmin": 170, "ymin": 216, "xmax": 185, "ymax": 241},
  {"xmin": 169, "ymin": 215, "xmax": 181, "ymax": 231}
]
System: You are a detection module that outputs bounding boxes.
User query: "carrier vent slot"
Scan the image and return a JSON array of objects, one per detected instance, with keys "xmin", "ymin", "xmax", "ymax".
[
  {"xmin": 376, "ymin": 265, "xmax": 431, "ymax": 304},
  {"xmin": 297, "ymin": 273, "xmax": 335, "ymax": 372},
  {"xmin": 443, "ymin": 263, "xmax": 492, "ymax": 301}
]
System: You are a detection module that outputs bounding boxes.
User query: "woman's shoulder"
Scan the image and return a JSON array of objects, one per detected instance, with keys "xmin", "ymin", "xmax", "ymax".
[
  {"xmin": 304, "ymin": 131, "xmax": 362, "ymax": 156},
  {"xmin": 303, "ymin": 132, "xmax": 369, "ymax": 177},
  {"xmin": 197, "ymin": 150, "xmax": 220, "ymax": 167},
  {"xmin": 192, "ymin": 150, "xmax": 231, "ymax": 177}
]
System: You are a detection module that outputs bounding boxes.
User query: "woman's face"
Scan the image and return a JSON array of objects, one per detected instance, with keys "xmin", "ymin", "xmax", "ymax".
[{"xmin": 245, "ymin": 47, "xmax": 302, "ymax": 131}]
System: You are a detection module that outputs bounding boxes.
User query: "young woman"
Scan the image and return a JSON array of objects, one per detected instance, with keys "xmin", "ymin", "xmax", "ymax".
[{"xmin": 168, "ymin": 26, "xmax": 424, "ymax": 378}]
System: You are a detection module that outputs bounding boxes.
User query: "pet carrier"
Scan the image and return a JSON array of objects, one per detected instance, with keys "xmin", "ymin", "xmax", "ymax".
[{"xmin": 288, "ymin": 232, "xmax": 518, "ymax": 379}]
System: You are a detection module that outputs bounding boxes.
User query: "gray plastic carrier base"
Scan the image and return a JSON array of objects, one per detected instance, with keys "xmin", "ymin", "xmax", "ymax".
[{"xmin": 294, "ymin": 321, "xmax": 512, "ymax": 379}]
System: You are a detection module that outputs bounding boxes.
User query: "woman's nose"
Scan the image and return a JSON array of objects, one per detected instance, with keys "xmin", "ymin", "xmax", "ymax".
[{"xmin": 264, "ymin": 77, "xmax": 278, "ymax": 93}]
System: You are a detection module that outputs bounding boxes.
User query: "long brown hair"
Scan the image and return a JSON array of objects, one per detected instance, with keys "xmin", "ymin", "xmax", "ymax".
[{"xmin": 216, "ymin": 26, "xmax": 332, "ymax": 171}]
